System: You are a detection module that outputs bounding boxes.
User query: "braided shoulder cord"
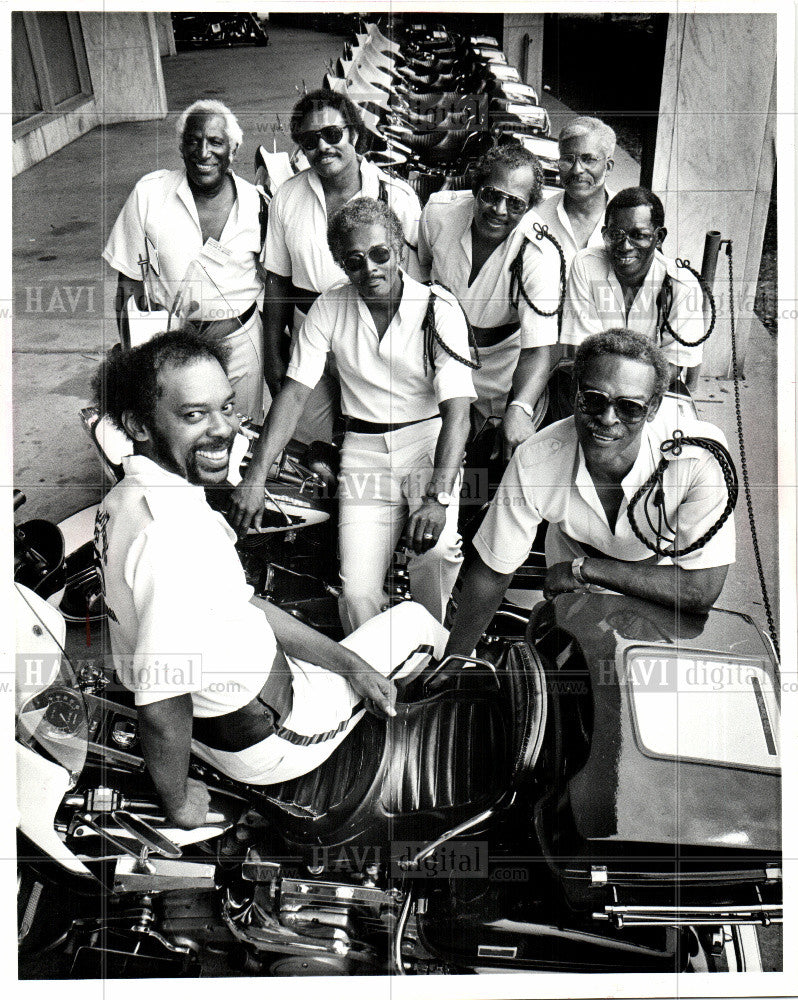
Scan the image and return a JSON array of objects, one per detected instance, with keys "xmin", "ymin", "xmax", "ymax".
[
  {"xmin": 627, "ymin": 430, "xmax": 738, "ymax": 559},
  {"xmin": 422, "ymin": 286, "xmax": 481, "ymax": 376},
  {"xmin": 508, "ymin": 222, "xmax": 567, "ymax": 328},
  {"xmin": 659, "ymin": 257, "xmax": 717, "ymax": 346}
]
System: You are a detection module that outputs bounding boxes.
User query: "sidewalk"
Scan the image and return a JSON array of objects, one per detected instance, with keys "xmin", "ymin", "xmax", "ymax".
[{"xmin": 11, "ymin": 25, "xmax": 779, "ymax": 634}]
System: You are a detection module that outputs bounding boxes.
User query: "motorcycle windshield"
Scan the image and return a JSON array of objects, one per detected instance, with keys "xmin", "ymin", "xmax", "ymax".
[{"xmin": 15, "ymin": 586, "xmax": 88, "ymax": 785}]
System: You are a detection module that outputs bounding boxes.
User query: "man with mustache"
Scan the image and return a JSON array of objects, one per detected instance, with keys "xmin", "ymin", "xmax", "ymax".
[
  {"xmin": 560, "ymin": 187, "xmax": 706, "ymax": 380},
  {"xmin": 444, "ymin": 329, "xmax": 735, "ymax": 659},
  {"xmin": 92, "ymin": 331, "xmax": 447, "ymax": 829}
]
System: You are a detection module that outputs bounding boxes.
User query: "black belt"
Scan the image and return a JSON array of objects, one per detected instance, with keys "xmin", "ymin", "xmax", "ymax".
[
  {"xmin": 194, "ymin": 300, "xmax": 259, "ymax": 337},
  {"xmin": 289, "ymin": 283, "xmax": 321, "ymax": 314},
  {"xmin": 192, "ymin": 645, "xmax": 294, "ymax": 753},
  {"xmin": 345, "ymin": 415, "xmax": 438, "ymax": 435},
  {"xmin": 470, "ymin": 321, "xmax": 520, "ymax": 348}
]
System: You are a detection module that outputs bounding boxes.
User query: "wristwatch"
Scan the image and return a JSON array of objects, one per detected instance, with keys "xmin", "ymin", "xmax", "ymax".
[
  {"xmin": 571, "ymin": 556, "xmax": 588, "ymax": 585},
  {"xmin": 425, "ymin": 486, "xmax": 453, "ymax": 507}
]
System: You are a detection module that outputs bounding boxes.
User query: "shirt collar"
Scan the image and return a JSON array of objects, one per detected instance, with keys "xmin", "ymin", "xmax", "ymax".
[
  {"xmin": 354, "ymin": 268, "xmax": 419, "ymax": 332},
  {"xmin": 122, "ymin": 454, "xmax": 208, "ymax": 509},
  {"xmin": 177, "ymin": 168, "xmax": 241, "ymax": 231},
  {"xmin": 574, "ymin": 421, "xmax": 657, "ymax": 523}
]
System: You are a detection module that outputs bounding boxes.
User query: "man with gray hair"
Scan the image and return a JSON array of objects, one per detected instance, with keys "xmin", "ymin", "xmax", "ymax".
[
  {"xmin": 103, "ymin": 99, "xmax": 267, "ymax": 421},
  {"xmin": 537, "ymin": 115, "xmax": 616, "ymax": 271}
]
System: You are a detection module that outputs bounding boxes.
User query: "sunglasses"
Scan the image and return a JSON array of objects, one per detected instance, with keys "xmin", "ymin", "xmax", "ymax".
[
  {"xmin": 477, "ymin": 185, "xmax": 529, "ymax": 216},
  {"xmin": 295, "ymin": 124, "xmax": 347, "ymax": 151},
  {"xmin": 576, "ymin": 386, "xmax": 654, "ymax": 425},
  {"xmin": 603, "ymin": 225, "xmax": 660, "ymax": 249},
  {"xmin": 341, "ymin": 244, "xmax": 393, "ymax": 273}
]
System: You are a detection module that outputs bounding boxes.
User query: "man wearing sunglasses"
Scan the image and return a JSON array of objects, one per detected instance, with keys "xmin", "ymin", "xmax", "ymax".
[
  {"xmin": 536, "ymin": 116, "xmax": 616, "ymax": 272},
  {"xmin": 444, "ymin": 329, "xmax": 735, "ymax": 659},
  {"xmin": 560, "ymin": 187, "xmax": 705, "ymax": 376},
  {"xmin": 260, "ymin": 90, "xmax": 421, "ymax": 444},
  {"xmin": 418, "ymin": 144, "xmax": 560, "ymax": 450}
]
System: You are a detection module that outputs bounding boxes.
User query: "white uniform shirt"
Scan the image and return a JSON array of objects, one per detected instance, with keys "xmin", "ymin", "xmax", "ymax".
[
  {"xmin": 262, "ymin": 157, "xmax": 421, "ymax": 302},
  {"xmin": 287, "ymin": 272, "xmax": 477, "ymax": 423},
  {"xmin": 103, "ymin": 168, "xmax": 263, "ymax": 321},
  {"xmin": 417, "ymin": 191, "xmax": 560, "ymax": 348},
  {"xmin": 95, "ymin": 455, "xmax": 276, "ymax": 714},
  {"xmin": 536, "ymin": 189, "xmax": 609, "ymax": 271},
  {"xmin": 561, "ymin": 246, "xmax": 705, "ymax": 368},
  {"xmin": 474, "ymin": 413, "xmax": 735, "ymax": 574}
]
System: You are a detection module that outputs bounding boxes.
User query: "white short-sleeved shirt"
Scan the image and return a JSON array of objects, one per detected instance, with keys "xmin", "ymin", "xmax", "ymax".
[
  {"xmin": 102, "ymin": 168, "xmax": 263, "ymax": 321},
  {"xmin": 287, "ymin": 272, "xmax": 477, "ymax": 423},
  {"xmin": 417, "ymin": 191, "xmax": 560, "ymax": 349},
  {"xmin": 560, "ymin": 246, "xmax": 705, "ymax": 368},
  {"xmin": 474, "ymin": 413, "xmax": 735, "ymax": 575},
  {"xmin": 95, "ymin": 455, "xmax": 275, "ymax": 714},
  {"xmin": 262, "ymin": 157, "xmax": 421, "ymax": 300},
  {"xmin": 536, "ymin": 189, "xmax": 609, "ymax": 272}
]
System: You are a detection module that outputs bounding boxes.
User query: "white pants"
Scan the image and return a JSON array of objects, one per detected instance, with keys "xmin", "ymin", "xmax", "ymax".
[
  {"xmin": 471, "ymin": 331, "xmax": 521, "ymax": 422},
  {"xmin": 337, "ymin": 419, "xmax": 463, "ymax": 631},
  {"xmin": 192, "ymin": 602, "xmax": 447, "ymax": 784},
  {"xmin": 199, "ymin": 309, "xmax": 267, "ymax": 424}
]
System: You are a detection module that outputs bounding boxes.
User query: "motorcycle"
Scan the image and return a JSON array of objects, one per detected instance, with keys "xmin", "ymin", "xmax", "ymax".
[{"xmin": 15, "ymin": 479, "xmax": 782, "ymax": 977}]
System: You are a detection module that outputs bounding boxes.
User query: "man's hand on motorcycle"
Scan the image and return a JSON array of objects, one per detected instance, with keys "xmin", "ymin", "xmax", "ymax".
[
  {"xmin": 166, "ymin": 777, "xmax": 211, "ymax": 829},
  {"xmin": 543, "ymin": 561, "xmax": 587, "ymax": 601},
  {"xmin": 344, "ymin": 653, "xmax": 397, "ymax": 718},
  {"xmin": 502, "ymin": 404, "xmax": 536, "ymax": 453},
  {"xmin": 228, "ymin": 477, "xmax": 267, "ymax": 534},
  {"xmin": 403, "ymin": 499, "xmax": 446, "ymax": 554}
]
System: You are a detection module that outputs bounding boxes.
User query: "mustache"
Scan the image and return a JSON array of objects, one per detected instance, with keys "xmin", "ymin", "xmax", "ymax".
[{"xmin": 585, "ymin": 421, "xmax": 624, "ymax": 440}]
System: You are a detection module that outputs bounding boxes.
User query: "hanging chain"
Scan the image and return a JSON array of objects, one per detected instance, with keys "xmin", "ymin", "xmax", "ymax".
[
  {"xmin": 725, "ymin": 241, "xmax": 780, "ymax": 657},
  {"xmin": 627, "ymin": 430, "xmax": 739, "ymax": 559},
  {"xmin": 508, "ymin": 223, "xmax": 567, "ymax": 327},
  {"xmin": 659, "ymin": 258, "xmax": 717, "ymax": 346}
]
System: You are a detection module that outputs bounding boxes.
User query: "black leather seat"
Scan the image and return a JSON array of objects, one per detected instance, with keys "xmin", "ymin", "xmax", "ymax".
[{"xmin": 261, "ymin": 642, "xmax": 547, "ymax": 852}]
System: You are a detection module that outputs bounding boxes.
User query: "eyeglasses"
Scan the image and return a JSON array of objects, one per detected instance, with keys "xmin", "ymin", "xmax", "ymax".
[
  {"xmin": 477, "ymin": 186, "xmax": 529, "ymax": 216},
  {"xmin": 603, "ymin": 225, "xmax": 660, "ymax": 249},
  {"xmin": 576, "ymin": 386, "xmax": 654, "ymax": 425},
  {"xmin": 558, "ymin": 153, "xmax": 606, "ymax": 170},
  {"xmin": 295, "ymin": 124, "xmax": 346, "ymax": 151},
  {"xmin": 341, "ymin": 244, "xmax": 393, "ymax": 273}
]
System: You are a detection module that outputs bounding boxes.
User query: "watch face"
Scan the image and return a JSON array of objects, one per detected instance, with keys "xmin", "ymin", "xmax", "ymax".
[{"xmin": 436, "ymin": 492, "xmax": 452, "ymax": 507}]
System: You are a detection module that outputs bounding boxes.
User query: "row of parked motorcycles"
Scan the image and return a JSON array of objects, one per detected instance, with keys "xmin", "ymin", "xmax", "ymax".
[{"xmin": 15, "ymin": 17, "xmax": 782, "ymax": 982}]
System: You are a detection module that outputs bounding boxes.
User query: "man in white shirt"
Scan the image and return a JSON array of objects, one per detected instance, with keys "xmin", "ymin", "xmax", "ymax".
[
  {"xmin": 231, "ymin": 198, "xmax": 475, "ymax": 631},
  {"xmin": 536, "ymin": 116, "xmax": 616, "ymax": 273},
  {"xmin": 93, "ymin": 330, "xmax": 447, "ymax": 828},
  {"xmin": 445, "ymin": 329, "xmax": 735, "ymax": 658},
  {"xmin": 561, "ymin": 187, "xmax": 706, "ymax": 376},
  {"xmin": 418, "ymin": 144, "xmax": 561, "ymax": 450},
  {"xmin": 103, "ymin": 100, "xmax": 266, "ymax": 421},
  {"xmin": 261, "ymin": 90, "xmax": 422, "ymax": 443}
]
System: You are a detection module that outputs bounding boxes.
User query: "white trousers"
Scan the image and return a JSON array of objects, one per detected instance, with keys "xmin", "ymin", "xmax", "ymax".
[
  {"xmin": 192, "ymin": 602, "xmax": 447, "ymax": 785},
  {"xmin": 199, "ymin": 309, "xmax": 267, "ymax": 424},
  {"xmin": 337, "ymin": 418, "xmax": 463, "ymax": 631},
  {"xmin": 471, "ymin": 331, "xmax": 521, "ymax": 422}
]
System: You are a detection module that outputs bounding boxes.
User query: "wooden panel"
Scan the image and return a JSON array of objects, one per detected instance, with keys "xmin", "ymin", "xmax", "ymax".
[{"xmin": 653, "ymin": 13, "xmax": 777, "ymax": 376}]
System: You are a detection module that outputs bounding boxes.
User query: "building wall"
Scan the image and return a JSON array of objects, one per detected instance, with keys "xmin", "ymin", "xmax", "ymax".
[
  {"xmin": 652, "ymin": 13, "xmax": 777, "ymax": 375},
  {"xmin": 13, "ymin": 12, "xmax": 167, "ymax": 176},
  {"xmin": 155, "ymin": 13, "xmax": 177, "ymax": 58}
]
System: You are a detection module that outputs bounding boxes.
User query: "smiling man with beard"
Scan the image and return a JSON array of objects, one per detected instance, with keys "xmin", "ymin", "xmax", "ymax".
[
  {"xmin": 444, "ymin": 329, "xmax": 735, "ymax": 659},
  {"xmin": 92, "ymin": 331, "xmax": 447, "ymax": 829}
]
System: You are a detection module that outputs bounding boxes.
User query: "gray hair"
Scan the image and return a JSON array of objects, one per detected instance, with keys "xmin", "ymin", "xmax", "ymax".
[
  {"xmin": 558, "ymin": 116, "xmax": 616, "ymax": 159},
  {"xmin": 574, "ymin": 328, "xmax": 670, "ymax": 401},
  {"xmin": 328, "ymin": 197, "xmax": 404, "ymax": 264},
  {"xmin": 175, "ymin": 99, "xmax": 243, "ymax": 154}
]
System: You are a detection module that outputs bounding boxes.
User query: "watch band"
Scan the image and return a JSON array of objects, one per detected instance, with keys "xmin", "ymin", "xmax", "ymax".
[
  {"xmin": 571, "ymin": 556, "xmax": 587, "ymax": 585},
  {"xmin": 508, "ymin": 399, "xmax": 535, "ymax": 419}
]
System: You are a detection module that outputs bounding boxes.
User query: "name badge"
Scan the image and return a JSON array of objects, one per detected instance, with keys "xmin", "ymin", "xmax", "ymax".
[{"xmin": 200, "ymin": 238, "xmax": 232, "ymax": 265}]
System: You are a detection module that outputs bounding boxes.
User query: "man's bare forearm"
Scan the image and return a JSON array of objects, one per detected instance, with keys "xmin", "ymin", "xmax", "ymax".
[
  {"xmin": 582, "ymin": 558, "xmax": 728, "ymax": 614},
  {"xmin": 245, "ymin": 379, "xmax": 312, "ymax": 481},
  {"xmin": 429, "ymin": 398, "xmax": 472, "ymax": 495},
  {"xmin": 444, "ymin": 554, "xmax": 515, "ymax": 658},
  {"xmin": 510, "ymin": 345, "xmax": 552, "ymax": 408},
  {"xmin": 138, "ymin": 695, "xmax": 194, "ymax": 811},
  {"xmin": 263, "ymin": 271, "xmax": 294, "ymax": 359}
]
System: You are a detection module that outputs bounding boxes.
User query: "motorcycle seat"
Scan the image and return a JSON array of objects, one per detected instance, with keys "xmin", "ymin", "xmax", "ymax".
[{"xmin": 259, "ymin": 642, "xmax": 546, "ymax": 852}]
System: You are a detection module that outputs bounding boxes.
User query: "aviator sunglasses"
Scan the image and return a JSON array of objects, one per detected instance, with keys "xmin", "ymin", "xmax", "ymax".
[
  {"xmin": 295, "ymin": 124, "xmax": 346, "ymax": 151},
  {"xmin": 341, "ymin": 244, "xmax": 393, "ymax": 273},
  {"xmin": 477, "ymin": 185, "xmax": 529, "ymax": 216},
  {"xmin": 576, "ymin": 385, "xmax": 655, "ymax": 425}
]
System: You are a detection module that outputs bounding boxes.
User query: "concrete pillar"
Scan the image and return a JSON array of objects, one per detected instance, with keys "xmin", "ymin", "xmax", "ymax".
[
  {"xmin": 155, "ymin": 13, "xmax": 177, "ymax": 58},
  {"xmin": 80, "ymin": 12, "xmax": 167, "ymax": 124},
  {"xmin": 502, "ymin": 13, "xmax": 545, "ymax": 97},
  {"xmin": 652, "ymin": 13, "xmax": 776, "ymax": 376}
]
